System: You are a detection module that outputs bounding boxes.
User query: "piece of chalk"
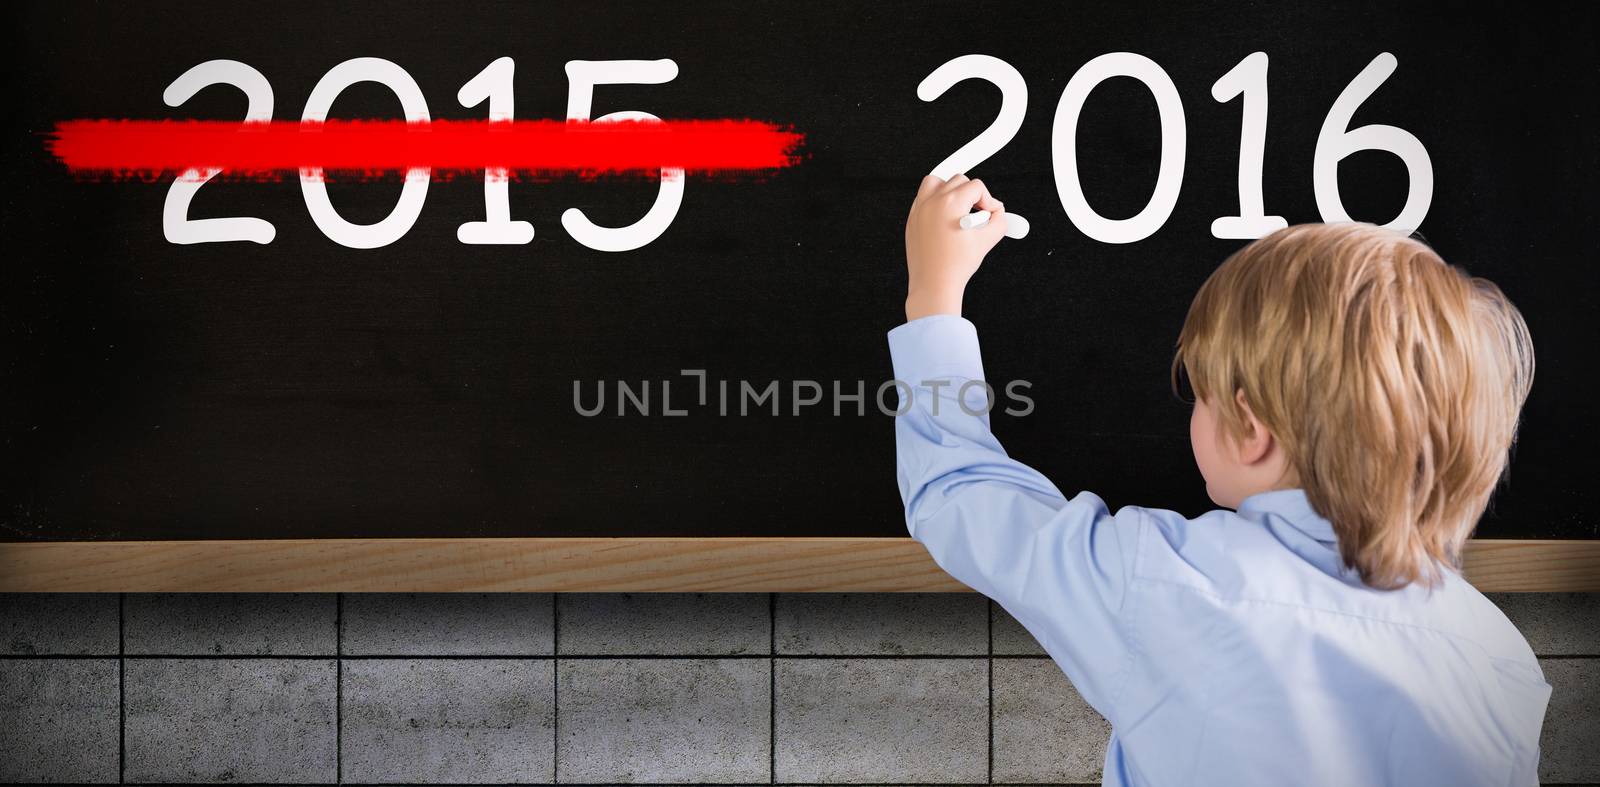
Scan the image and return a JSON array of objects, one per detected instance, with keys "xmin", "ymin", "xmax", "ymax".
[{"xmin": 960, "ymin": 209, "xmax": 1030, "ymax": 239}]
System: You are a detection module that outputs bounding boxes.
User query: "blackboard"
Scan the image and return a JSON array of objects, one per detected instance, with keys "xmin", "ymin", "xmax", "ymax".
[{"xmin": 4, "ymin": 0, "xmax": 1596, "ymax": 542}]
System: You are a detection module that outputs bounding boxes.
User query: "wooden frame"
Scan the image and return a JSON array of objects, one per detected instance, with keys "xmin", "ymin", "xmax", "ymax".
[{"xmin": 1, "ymin": 538, "xmax": 1595, "ymax": 592}]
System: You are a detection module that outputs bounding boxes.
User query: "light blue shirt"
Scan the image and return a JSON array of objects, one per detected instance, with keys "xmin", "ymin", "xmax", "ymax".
[{"xmin": 890, "ymin": 314, "xmax": 1550, "ymax": 787}]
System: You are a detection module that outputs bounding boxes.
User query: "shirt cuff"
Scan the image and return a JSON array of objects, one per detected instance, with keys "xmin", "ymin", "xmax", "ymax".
[{"xmin": 887, "ymin": 314, "xmax": 986, "ymax": 385}]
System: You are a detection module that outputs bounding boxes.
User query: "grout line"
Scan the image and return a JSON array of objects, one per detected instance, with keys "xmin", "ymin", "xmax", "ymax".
[
  {"xmin": 119, "ymin": 592, "xmax": 126, "ymax": 785},
  {"xmin": 552, "ymin": 593, "xmax": 560, "ymax": 784},
  {"xmin": 6, "ymin": 652, "xmax": 1043, "ymax": 661},
  {"xmin": 336, "ymin": 593, "xmax": 343, "ymax": 785},
  {"xmin": 0, "ymin": 782, "xmax": 1111, "ymax": 786},
  {"xmin": 7, "ymin": 648, "xmax": 1591, "ymax": 660},
  {"xmin": 769, "ymin": 592, "xmax": 777, "ymax": 785},
  {"xmin": 988, "ymin": 599, "xmax": 995, "ymax": 785}
]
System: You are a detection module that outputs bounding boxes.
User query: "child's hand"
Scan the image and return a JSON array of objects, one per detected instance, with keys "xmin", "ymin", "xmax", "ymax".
[{"xmin": 903, "ymin": 174, "xmax": 1008, "ymax": 321}]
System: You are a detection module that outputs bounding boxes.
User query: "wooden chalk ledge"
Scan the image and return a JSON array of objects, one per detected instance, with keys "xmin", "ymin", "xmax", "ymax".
[{"xmin": 0, "ymin": 537, "xmax": 1595, "ymax": 592}]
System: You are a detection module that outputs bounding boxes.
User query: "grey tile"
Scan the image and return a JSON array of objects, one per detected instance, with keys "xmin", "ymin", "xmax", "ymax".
[
  {"xmin": 558, "ymin": 658, "xmax": 769, "ymax": 783},
  {"xmin": 342, "ymin": 593, "xmax": 553, "ymax": 655},
  {"xmin": 992, "ymin": 658, "xmax": 1111, "ymax": 783},
  {"xmin": 559, "ymin": 593, "xmax": 768, "ymax": 655},
  {"xmin": 992, "ymin": 602, "xmax": 1048, "ymax": 656},
  {"xmin": 342, "ymin": 659, "xmax": 554, "ymax": 784},
  {"xmin": 0, "ymin": 593, "xmax": 119, "ymax": 654},
  {"xmin": 1540, "ymin": 658, "xmax": 1599, "ymax": 784},
  {"xmin": 124, "ymin": 593, "xmax": 335, "ymax": 655},
  {"xmin": 775, "ymin": 593, "xmax": 986, "ymax": 655},
  {"xmin": 124, "ymin": 658, "xmax": 336, "ymax": 783},
  {"xmin": 1487, "ymin": 593, "xmax": 1600, "ymax": 656},
  {"xmin": 0, "ymin": 659, "xmax": 119, "ymax": 783},
  {"xmin": 775, "ymin": 658, "xmax": 987, "ymax": 783}
]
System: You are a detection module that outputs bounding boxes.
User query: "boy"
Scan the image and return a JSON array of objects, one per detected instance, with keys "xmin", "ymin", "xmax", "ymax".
[{"xmin": 892, "ymin": 174, "xmax": 1548, "ymax": 786}]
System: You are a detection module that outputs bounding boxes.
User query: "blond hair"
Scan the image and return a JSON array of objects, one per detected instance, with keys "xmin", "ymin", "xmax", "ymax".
[{"xmin": 1173, "ymin": 223, "xmax": 1534, "ymax": 590}]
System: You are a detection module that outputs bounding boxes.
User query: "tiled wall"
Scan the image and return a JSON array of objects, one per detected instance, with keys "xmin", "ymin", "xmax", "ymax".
[{"xmin": 0, "ymin": 593, "xmax": 1595, "ymax": 785}]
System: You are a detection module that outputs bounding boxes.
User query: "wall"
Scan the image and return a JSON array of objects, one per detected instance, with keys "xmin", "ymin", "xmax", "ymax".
[{"xmin": 0, "ymin": 592, "xmax": 1594, "ymax": 785}]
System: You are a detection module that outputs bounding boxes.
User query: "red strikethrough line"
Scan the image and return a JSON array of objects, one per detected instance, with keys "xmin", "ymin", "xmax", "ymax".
[{"xmin": 46, "ymin": 119, "xmax": 805, "ymax": 180}]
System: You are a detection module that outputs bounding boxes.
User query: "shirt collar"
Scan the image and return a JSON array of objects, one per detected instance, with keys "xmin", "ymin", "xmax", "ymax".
[{"xmin": 1237, "ymin": 487, "xmax": 1338, "ymax": 543}]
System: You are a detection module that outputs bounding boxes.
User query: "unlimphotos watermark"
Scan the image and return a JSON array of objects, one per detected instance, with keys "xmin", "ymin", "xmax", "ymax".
[{"xmin": 573, "ymin": 369, "xmax": 1034, "ymax": 417}]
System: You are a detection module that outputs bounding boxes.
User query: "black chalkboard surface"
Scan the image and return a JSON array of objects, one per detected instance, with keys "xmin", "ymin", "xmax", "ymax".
[{"xmin": 3, "ymin": 1, "xmax": 1596, "ymax": 541}]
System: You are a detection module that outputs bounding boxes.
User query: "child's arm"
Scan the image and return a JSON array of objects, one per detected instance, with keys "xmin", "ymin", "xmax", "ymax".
[{"xmin": 892, "ymin": 175, "xmax": 1143, "ymax": 713}]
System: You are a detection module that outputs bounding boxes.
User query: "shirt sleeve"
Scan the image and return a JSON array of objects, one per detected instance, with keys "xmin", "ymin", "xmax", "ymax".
[{"xmin": 889, "ymin": 314, "xmax": 1142, "ymax": 715}]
